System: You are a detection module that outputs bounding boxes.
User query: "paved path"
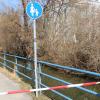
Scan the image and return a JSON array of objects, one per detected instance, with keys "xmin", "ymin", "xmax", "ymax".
[{"xmin": 0, "ymin": 73, "xmax": 33, "ymax": 100}]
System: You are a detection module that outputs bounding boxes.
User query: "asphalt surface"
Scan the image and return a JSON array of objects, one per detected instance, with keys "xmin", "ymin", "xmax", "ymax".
[{"xmin": 0, "ymin": 73, "xmax": 33, "ymax": 100}]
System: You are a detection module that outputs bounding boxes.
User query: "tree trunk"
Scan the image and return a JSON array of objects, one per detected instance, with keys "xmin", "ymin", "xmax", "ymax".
[{"xmin": 21, "ymin": 0, "xmax": 29, "ymax": 32}]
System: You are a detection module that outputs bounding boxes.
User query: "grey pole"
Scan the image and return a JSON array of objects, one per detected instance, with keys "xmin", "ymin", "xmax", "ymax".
[{"xmin": 33, "ymin": 19, "xmax": 38, "ymax": 97}]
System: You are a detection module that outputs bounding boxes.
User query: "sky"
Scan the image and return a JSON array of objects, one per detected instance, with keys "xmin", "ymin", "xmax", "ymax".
[
  {"xmin": 0, "ymin": 0, "xmax": 20, "ymax": 11},
  {"xmin": 0, "ymin": 0, "xmax": 48, "ymax": 11},
  {"xmin": 0, "ymin": 0, "xmax": 100, "ymax": 11}
]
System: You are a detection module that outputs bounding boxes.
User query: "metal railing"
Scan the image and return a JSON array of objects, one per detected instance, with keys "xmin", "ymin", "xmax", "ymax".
[{"xmin": 0, "ymin": 52, "xmax": 100, "ymax": 100}]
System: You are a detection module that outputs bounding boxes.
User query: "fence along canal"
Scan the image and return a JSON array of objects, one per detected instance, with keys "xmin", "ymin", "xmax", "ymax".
[{"xmin": 0, "ymin": 52, "xmax": 100, "ymax": 100}]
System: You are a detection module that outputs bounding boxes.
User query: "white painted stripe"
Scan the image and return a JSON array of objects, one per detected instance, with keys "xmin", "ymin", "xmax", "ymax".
[
  {"xmin": 0, "ymin": 92, "xmax": 8, "ymax": 95},
  {"xmin": 30, "ymin": 88, "xmax": 49, "ymax": 92},
  {"xmin": 67, "ymin": 84, "xmax": 83, "ymax": 88},
  {"xmin": 96, "ymin": 82, "xmax": 100, "ymax": 84}
]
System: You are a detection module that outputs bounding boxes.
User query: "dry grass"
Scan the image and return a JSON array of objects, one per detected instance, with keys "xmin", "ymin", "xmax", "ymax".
[
  {"xmin": 37, "ymin": 1, "xmax": 100, "ymax": 73},
  {"xmin": 0, "ymin": 1, "xmax": 100, "ymax": 73},
  {"xmin": 0, "ymin": 9, "xmax": 33, "ymax": 57},
  {"xmin": 0, "ymin": 67, "xmax": 50, "ymax": 100}
]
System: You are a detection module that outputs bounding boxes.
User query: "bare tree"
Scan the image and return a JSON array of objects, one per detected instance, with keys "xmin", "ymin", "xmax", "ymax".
[
  {"xmin": 0, "ymin": 8, "xmax": 32, "ymax": 56},
  {"xmin": 21, "ymin": 0, "xmax": 29, "ymax": 32},
  {"xmin": 37, "ymin": 0, "xmax": 100, "ymax": 72}
]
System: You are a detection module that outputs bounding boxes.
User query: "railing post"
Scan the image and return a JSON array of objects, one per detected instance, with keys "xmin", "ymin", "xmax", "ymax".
[
  {"xmin": 38, "ymin": 63, "xmax": 42, "ymax": 95},
  {"xmin": 14, "ymin": 57, "xmax": 19, "ymax": 77},
  {"xmin": 4, "ymin": 53, "xmax": 6, "ymax": 68}
]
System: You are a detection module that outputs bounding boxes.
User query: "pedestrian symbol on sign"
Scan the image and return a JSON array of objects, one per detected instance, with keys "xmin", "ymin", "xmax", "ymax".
[
  {"xmin": 26, "ymin": 2, "xmax": 43, "ymax": 20},
  {"xmin": 30, "ymin": 4, "xmax": 39, "ymax": 17}
]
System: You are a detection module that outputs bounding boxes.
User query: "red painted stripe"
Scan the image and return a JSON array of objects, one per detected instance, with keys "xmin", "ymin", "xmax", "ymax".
[
  {"xmin": 49, "ymin": 85, "xmax": 68, "ymax": 90},
  {"xmin": 83, "ymin": 82, "xmax": 97, "ymax": 87},
  {"xmin": 8, "ymin": 90, "xmax": 31, "ymax": 94},
  {"xmin": 49, "ymin": 82, "xmax": 97, "ymax": 90},
  {"xmin": 3, "ymin": 82, "xmax": 99, "ymax": 95}
]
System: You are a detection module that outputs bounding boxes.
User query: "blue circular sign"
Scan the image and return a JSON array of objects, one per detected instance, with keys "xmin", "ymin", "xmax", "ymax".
[{"xmin": 26, "ymin": 2, "xmax": 43, "ymax": 20}]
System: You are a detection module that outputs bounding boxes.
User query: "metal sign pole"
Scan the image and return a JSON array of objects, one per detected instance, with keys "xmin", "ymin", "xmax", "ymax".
[
  {"xmin": 26, "ymin": 1, "xmax": 43, "ymax": 97},
  {"xmin": 31, "ymin": 1, "xmax": 38, "ymax": 97},
  {"xmin": 33, "ymin": 19, "xmax": 38, "ymax": 97}
]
